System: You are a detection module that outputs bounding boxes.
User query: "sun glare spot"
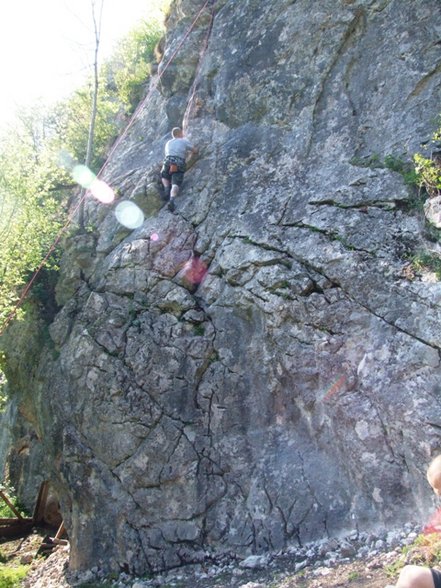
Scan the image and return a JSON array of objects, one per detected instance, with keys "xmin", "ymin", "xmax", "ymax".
[
  {"xmin": 183, "ymin": 256, "xmax": 208, "ymax": 286},
  {"xmin": 90, "ymin": 179, "xmax": 115, "ymax": 204},
  {"xmin": 151, "ymin": 232, "xmax": 159, "ymax": 241},
  {"xmin": 115, "ymin": 201, "xmax": 144, "ymax": 229},
  {"xmin": 322, "ymin": 375, "xmax": 346, "ymax": 402},
  {"xmin": 423, "ymin": 507, "xmax": 441, "ymax": 535},
  {"xmin": 72, "ymin": 164, "xmax": 96, "ymax": 188}
]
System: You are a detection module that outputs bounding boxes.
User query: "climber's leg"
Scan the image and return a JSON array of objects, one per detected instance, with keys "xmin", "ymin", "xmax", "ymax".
[
  {"xmin": 161, "ymin": 163, "xmax": 171, "ymax": 199},
  {"xmin": 168, "ymin": 170, "xmax": 184, "ymax": 211},
  {"xmin": 170, "ymin": 183, "xmax": 180, "ymax": 198},
  {"xmin": 390, "ymin": 565, "xmax": 438, "ymax": 588}
]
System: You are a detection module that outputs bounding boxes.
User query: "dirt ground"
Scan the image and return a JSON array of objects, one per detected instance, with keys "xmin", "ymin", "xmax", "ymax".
[
  {"xmin": 0, "ymin": 529, "xmax": 403, "ymax": 587},
  {"xmin": 0, "ymin": 529, "xmax": 46, "ymax": 568},
  {"xmin": 0, "ymin": 529, "xmax": 70, "ymax": 587}
]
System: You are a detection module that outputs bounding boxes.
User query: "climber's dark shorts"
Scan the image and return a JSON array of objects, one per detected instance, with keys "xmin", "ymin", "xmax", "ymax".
[
  {"xmin": 432, "ymin": 568, "xmax": 441, "ymax": 588},
  {"xmin": 161, "ymin": 156, "xmax": 185, "ymax": 186}
]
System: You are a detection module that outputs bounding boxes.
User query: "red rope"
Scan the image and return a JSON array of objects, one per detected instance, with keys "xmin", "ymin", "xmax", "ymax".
[
  {"xmin": 101, "ymin": 0, "xmax": 212, "ymax": 174},
  {"xmin": 0, "ymin": 0, "xmax": 214, "ymax": 336},
  {"xmin": 183, "ymin": 0, "xmax": 216, "ymax": 131}
]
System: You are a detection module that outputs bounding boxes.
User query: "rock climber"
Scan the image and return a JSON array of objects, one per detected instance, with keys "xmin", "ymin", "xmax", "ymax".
[
  {"xmin": 161, "ymin": 127, "xmax": 198, "ymax": 212},
  {"xmin": 384, "ymin": 455, "xmax": 441, "ymax": 588}
]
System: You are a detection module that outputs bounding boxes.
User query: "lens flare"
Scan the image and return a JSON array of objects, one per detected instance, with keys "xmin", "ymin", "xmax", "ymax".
[
  {"xmin": 151, "ymin": 232, "xmax": 159, "ymax": 241},
  {"xmin": 72, "ymin": 165, "xmax": 96, "ymax": 188},
  {"xmin": 115, "ymin": 201, "xmax": 144, "ymax": 229},
  {"xmin": 182, "ymin": 256, "xmax": 208, "ymax": 286},
  {"xmin": 58, "ymin": 150, "xmax": 76, "ymax": 171},
  {"xmin": 90, "ymin": 179, "xmax": 115, "ymax": 204},
  {"xmin": 71, "ymin": 164, "xmax": 115, "ymax": 203},
  {"xmin": 424, "ymin": 507, "xmax": 441, "ymax": 535},
  {"xmin": 323, "ymin": 375, "xmax": 346, "ymax": 402}
]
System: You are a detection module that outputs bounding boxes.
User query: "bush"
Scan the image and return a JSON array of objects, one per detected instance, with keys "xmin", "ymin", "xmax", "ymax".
[
  {"xmin": 0, "ymin": 484, "xmax": 27, "ymax": 519},
  {"xmin": 384, "ymin": 154, "xmax": 420, "ymax": 187},
  {"xmin": 103, "ymin": 19, "xmax": 163, "ymax": 112},
  {"xmin": 414, "ymin": 152, "xmax": 441, "ymax": 198},
  {"xmin": 410, "ymin": 251, "xmax": 441, "ymax": 280},
  {"xmin": 0, "ymin": 565, "xmax": 29, "ymax": 588},
  {"xmin": 385, "ymin": 532, "xmax": 441, "ymax": 581},
  {"xmin": 413, "ymin": 117, "xmax": 441, "ymax": 197}
]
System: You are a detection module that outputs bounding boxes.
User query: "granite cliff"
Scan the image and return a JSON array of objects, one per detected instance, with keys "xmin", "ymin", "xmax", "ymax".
[{"xmin": 1, "ymin": 0, "xmax": 441, "ymax": 576}]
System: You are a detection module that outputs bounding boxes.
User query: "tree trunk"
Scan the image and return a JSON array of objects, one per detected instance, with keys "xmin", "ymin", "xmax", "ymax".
[{"xmin": 78, "ymin": 0, "xmax": 104, "ymax": 231}]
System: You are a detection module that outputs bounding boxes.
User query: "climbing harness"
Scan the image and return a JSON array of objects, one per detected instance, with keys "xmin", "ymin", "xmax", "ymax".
[{"xmin": 164, "ymin": 155, "xmax": 186, "ymax": 174}]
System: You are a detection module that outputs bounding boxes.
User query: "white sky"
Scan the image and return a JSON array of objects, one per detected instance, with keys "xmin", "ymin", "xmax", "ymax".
[{"xmin": 0, "ymin": 0, "xmax": 163, "ymax": 126}]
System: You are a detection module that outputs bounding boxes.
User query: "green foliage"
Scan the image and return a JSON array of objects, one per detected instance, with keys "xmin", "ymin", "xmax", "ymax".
[
  {"xmin": 0, "ymin": 500, "xmax": 18, "ymax": 519},
  {"xmin": 384, "ymin": 154, "xmax": 420, "ymax": 187},
  {"xmin": 384, "ymin": 558, "xmax": 405, "ymax": 578},
  {"xmin": 385, "ymin": 532, "xmax": 441, "ymax": 580},
  {"xmin": 349, "ymin": 153, "xmax": 382, "ymax": 168},
  {"xmin": 0, "ymin": 483, "xmax": 27, "ymax": 518},
  {"xmin": 414, "ymin": 152, "xmax": 441, "ymax": 197},
  {"xmin": 400, "ymin": 118, "xmax": 441, "ymax": 282},
  {"xmin": 0, "ymin": 13, "xmax": 164, "ymax": 335},
  {"xmin": 50, "ymin": 86, "xmax": 121, "ymax": 172},
  {"xmin": 350, "ymin": 153, "xmax": 420, "ymax": 186},
  {"xmin": 413, "ymin": 117, "xmax": 441, "ymax": 197},
  {"xmin": 404, "ymin": 532, "xmax": 441, "ymax": 566},
  {"xmin": 0, "ymin": 112, "xmax": 65, "ymax": 329},
  {"xmin": 0, "ymin": 14, "xmax": 165, "ymax": 414},
  {"xmin": 410, "ymin": 251, "xmax": 441, "ymax": 280},
  {"xmin": 193, "ymin": 324, "xmax": 205, "ymax": 336},
  {"xmin": 0, "ymin": 564, "xmax": 29, "ymax": 588},
  {"xmin": 103, "ymin": 19, "xmax": 163, "ymax": 113}
]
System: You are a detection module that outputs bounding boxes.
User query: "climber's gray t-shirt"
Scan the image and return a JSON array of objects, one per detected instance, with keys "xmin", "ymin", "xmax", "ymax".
[{"xmin": 165, "ymin": 137, "xmax": 194, "ymax": 159}]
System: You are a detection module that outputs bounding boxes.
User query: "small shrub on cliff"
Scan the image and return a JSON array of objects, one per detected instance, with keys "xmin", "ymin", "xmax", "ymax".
[
  {"xmin": 414, "ymin": 152, "xmax": 441, "ymax": 198},
  {"xmin": 384, "ymin": 154, "xmax": 420, "ymax": 187},
  {"xmin": 409, "ymin": 251, "xmax": 441, "ymax": 280},
  {"xmin": 413, "ymin": 118, "xmax": 441, "ymax": 198}
]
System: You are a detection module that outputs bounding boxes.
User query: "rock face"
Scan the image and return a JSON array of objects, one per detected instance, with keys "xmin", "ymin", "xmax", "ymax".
[{"xmin": 2, "ymin": 0, "xmax": 441, "ymax": 576}]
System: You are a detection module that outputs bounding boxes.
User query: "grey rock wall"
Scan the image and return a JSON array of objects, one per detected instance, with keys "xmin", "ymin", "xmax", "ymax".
[{"xmin": 2, "ymin": 0, "xmax": 441, "ymax": 576}]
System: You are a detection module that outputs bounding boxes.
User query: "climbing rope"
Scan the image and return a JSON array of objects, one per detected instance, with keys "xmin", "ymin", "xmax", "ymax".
[
  {"xmin": 0, "ymin": 0, "xmax": 215, "ymax": 337},
  {"xmin": 0, "ymin": 196, "xmax": 86, "ymax": 336},
  {"xmin": 103, "ymin": 0, "xmax": 214, "ymax": 172},
  {"xmin": 182, "ymin": 0, "xmax": 216, "ymax": 132}
]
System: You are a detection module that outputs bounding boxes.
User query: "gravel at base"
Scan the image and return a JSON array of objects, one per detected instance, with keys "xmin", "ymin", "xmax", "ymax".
[{"xmin": 21, "ymin": 523, "xmax": 422, "ymax": 587}]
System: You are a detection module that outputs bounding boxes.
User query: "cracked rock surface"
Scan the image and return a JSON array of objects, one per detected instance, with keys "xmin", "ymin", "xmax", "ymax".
[{"xmin": 1, "ymin": 0, "xmax": 441, "ymax": 577}]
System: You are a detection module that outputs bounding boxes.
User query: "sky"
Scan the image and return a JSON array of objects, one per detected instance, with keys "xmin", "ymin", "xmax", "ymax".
[{"xmin": 0, "ymin": 0, "xmax": 163, "ymax": 126}]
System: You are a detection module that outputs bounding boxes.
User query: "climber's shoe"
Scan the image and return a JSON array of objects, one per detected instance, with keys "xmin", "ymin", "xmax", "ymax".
[{"xmin": 168, "ymin": 198, "xmax": 176, "ymax": 212}]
